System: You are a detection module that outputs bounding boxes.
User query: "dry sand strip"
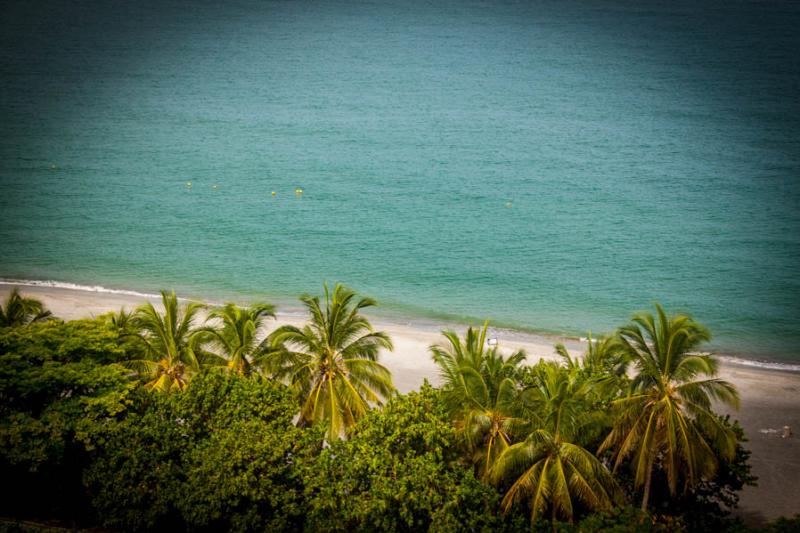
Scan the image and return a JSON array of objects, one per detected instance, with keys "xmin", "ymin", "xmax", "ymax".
[{"xmin": 1, "ymin": 283, "xmax": 798, "ymax": 524}]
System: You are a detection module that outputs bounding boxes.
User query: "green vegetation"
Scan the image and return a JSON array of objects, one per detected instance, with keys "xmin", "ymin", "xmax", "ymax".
[
  {"xmin": 430, "ymin": 321, "xmax": 526, "ymax": 481},
  {"xmin": 0, "ymin": 289, "xmax": 775, "ymax": 531},
  {"xmin": 125, "ymin": 290, "xmax": 217, "ymax": 392},
  {"xmin": 304, "ymin": 384, "xmax": 510, "ymax": 532},
  {"xmin": 83, "ymin": 371, "xmax": 312, "ymax": 531},
  {"xmin": 264, "ymin": 283, "xmax": 394, "ymax": 440},
  {"xmin": 0, "ymin": 289, "xmax": 53, "ymax": 327},
  {"xmin": 601, "ymin": 303, "xmax": 740, "ymax": 511},
  {"xmin": 200, "ymin": 302, "xmax": 276, "ymax": 375},
  {"xmin": 492, "ymin": 362, "xmax": 620, "ymax": 523}
]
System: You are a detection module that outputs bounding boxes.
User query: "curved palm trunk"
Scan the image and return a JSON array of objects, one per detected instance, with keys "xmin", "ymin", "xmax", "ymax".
[{"xmin": 640, "ymin": 445, "xmax": 656, "ymax": 513}]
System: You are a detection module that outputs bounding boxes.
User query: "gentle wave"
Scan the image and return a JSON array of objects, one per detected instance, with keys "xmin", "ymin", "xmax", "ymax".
[
  {"xmin": 0, "ymin": 278, "xmax": 312, "ymax": 320},
  {"xmin": 717, "ymin": 356, "xmax": 800, "ymax": 373},
  {"xmin": 0, "ymin": 278, "xmax": 164, "ymax": 300}
]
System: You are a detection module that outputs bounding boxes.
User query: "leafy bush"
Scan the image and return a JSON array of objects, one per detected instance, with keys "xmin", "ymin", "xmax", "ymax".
[
  {"xmin": 0, "ymin": 318, "xmax": 132, "ymax": 367},
  {"xmin": 0, "ymin": 319, "xmax": 135, "ymax": 524},
  {"xmin": 304, "ymin": 383, "xmax": 513, "ymax": 532},
  {"xmin": 85, "ymin": 371, "xmax": 313, "ymax": 532}
]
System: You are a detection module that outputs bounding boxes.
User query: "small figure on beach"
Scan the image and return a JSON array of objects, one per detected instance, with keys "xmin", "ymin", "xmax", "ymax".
[{"xmin": 783, "ymin": 425, "xmax": 792, "ymax": 439}]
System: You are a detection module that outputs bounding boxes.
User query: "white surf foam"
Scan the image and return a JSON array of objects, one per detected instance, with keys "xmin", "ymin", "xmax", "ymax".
[
  {"xmin": 0, "ymin": 278, "xmax": 162, "ymax": 300},
  {"xmin": 718, "ymin": 355, "xmax": 800, "ymax": 373}
]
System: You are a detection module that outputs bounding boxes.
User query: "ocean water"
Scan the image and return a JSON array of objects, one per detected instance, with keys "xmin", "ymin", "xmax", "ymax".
[{"xmin": 1, "ymin": 0, "xmax": 799, "ymax": 363}]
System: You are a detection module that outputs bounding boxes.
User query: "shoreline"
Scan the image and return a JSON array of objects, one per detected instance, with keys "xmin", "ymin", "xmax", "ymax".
[
  {"xmin": 3, "ymin": 277, "xmax": 799, "ymax": 374},
  {"xmin": 1, "ymin": 281, "xmax": 799, "ymax": 523}
]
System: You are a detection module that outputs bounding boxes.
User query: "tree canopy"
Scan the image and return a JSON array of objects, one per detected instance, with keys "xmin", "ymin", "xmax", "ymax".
[
  {"xmin": 265, "ymin": 283, "xmax": 394, "ymax": 440},
  {"xmin": 0, "ymin": 293, "xmax": 764, "ymax": 532}
]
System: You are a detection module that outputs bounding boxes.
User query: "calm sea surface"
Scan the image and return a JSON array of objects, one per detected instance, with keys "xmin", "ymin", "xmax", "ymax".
[{"xmin": 1, "ymin": 0, "xmax": 799, "ymax": 363}]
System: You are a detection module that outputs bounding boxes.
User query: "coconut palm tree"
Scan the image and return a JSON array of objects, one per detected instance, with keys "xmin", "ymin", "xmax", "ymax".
[
  {"xmin": 127, "ymin": 290, "xmax": 221, "ymax": 393},
  {"xmin": 556, "ymin": 332, "xmax": 628, "ymax": 378},
  {"xmin": 430, "ymin": 321, "xmax": 527, "ymax": 480},
  {"xmin": 0, "ymin": 288, "xmax": 53, "ymax": 327},
  {"xmin": 264, "ymin": 283, "xmax": 394, "ymax": 440},
  {"xmin": 101, "ymin": 307, "xmax": 147, "ymax": 361},
  {"xmin": 599, "ymin": 303, "xmax": 739, "ymax": 512},
  {"xmin": 106, "ymin": 307, "xmax": 135, "ymax": 330},
  {"xmin": 492, "ymin": 361, "xmax": 619, "ymax": 523},
  {"xmin": 200, "ymin": 302, "xmax": 276, "ymax": 375}
]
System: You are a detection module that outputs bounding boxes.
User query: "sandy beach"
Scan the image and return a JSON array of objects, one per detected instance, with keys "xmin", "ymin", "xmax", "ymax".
[{"xmin": 1, "ymin": 283, "xmax": 798, "ymax": 524}]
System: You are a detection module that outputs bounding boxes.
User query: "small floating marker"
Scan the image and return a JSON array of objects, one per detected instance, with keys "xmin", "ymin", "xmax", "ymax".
[
  {"xmin": 186, "ymin": 180, "xmax": 193, "ymax": 188},
  {"xmin": 50, "ymin": 164, "xmax": 56, "ymax": 170},
  {"xmin": 505, "ymin": 201, "xmax": 513, "ymax": 208},
  {"xmin": 271, "ymin": 191, "xmax": 276, "ymax": 197},
  {"xmin": 295, "ymin": 188, "xmax": 303, "ymax": 196},
  {"xmin": 212, "ymin": 184, "xmax": 219, "ymax": 190}
]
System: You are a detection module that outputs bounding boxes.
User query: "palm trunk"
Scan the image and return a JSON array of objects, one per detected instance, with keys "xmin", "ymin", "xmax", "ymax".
[{"xmin": 640, "ymin": 451, "xmax": 656, "ymax": 513}]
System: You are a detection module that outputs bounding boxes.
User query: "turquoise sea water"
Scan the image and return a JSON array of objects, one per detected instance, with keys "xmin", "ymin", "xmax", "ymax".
[{"xmin": 1, "ymin": 0, "xmax": 799, "ymax": 363}]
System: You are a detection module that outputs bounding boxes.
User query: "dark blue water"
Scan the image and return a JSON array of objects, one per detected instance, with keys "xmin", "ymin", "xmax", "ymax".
[{"xmin": 1, "ymin": 0, "xmax": 799, "ymax": 362}]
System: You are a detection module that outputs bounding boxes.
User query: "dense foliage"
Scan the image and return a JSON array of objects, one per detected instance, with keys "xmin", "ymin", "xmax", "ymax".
[
  {"xmin": 84, "ymin": 371, "xmax": 313, "ymax": 531},
  {"xmin": 601, "ymin": 303, "xmax": 740, "ymax": 511},
  {"xmin": 0, "ymin": 290, "xmax": 772, "ymax": 531},
  {"xmin": 0, "ymin": 317, "xmax": 136, "ymax": 524},
  {"xmin": 265, "ymin": 283, "xmax": 394, "ymax": 440},
  {"xmin": 430, "ymin": 321, "xmax": 527, "ymax": 481},
  {"xmin": 0, "ymin": 289, "xmax": 52, "ymax": 328},
  {"xmin": 304, "ymin": 384, "xmax": 512, "ymax": 532}
]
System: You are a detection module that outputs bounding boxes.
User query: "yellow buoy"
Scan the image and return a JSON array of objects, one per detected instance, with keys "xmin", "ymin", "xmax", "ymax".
[
  {"xmin": 212, "ymin": 184, "xmax": 218, "ymax": 190},
  {"xmin": 271, "ymin": 191, "xmax": 276, "ymax": 197},
  {"xmin": 186, "ymin": 181, "xmax": 192, "ymax": 187},
  {"xmin": 505, "ymin": 201, "xmax": 513, "ymax": 208},
  {"xmin": 295, "ymin": 188, "xmax": 303, "ymax": 196}
]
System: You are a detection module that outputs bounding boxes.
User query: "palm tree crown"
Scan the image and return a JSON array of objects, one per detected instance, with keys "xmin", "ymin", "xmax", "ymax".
[
  {"xmin": 128, "ymin": 290, "xmax": 216, "ymax": 393},
  {"xmin": 0, "ymin": 288, "xmax": 53, "ymax": 327},
  {"xmin": 201, "ymin": 302, "xmax": 276, "ymax": 375},
  {"xmin": 599, "ymin": 303, "xmax": 739, "ymax": 511},
  {"xmin": 492, "ymin": 361, "xmax": 619, "ymax": 523},
  {"xmin": 556, "ymin": 332, "xmax": 628, "ymax": 378},
  {"xmin": 265, "ymin": 283, "xmax": 394, "ymax": 440},
  {"xmin": 430, "ymin": 321, "xmax": 527, "ymax": 480}
]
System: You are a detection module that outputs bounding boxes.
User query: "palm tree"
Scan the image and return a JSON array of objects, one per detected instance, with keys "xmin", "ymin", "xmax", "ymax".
[
  {"xmin": 102, "ymin": 307, "xmax": 147, "ymax": 361},
  {"xmin": 430, "ymin": 321, "xmax": 527, "ymax": 480},
  {"xmin": 200, "ymin": 302, "xmax": 276, "ymax": 375},
  {"xmin": 556, "ymin": 332, "xmax": 628, "ymax": 378},
  {"xmin": 492, "ymin": 361, "xmax": 619, "ymax": 523},
  {"xmin": 264, "ymin": 283, "xmax": 394, "ymax": 440},
  {"xmin": 127, "ymin": 290, "xmax": 221, "ymax": 392},
  {"xmin": 599, "ymin": 303, "xmax": 739, "ymax": 512},
  {"xmin": 0, "ymin": 288, "xmax": 53, "ymax": 327},
  {"xmin": 106, "ymin": 307, "xmax": 135, "ymax": 330}
]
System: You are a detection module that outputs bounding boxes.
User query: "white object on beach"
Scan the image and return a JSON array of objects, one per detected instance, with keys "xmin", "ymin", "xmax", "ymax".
[{"xmin": 487, "ymin": 337, "xmax": 498, "ymax": 346}]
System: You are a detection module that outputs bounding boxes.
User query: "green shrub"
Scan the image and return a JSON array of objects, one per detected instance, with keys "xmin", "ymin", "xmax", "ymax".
[
  {"xmin": 85, "ymin": 371, "xmax": 313, "ymax": 532},
  {"xmin": 304, "ymin": 384, "xmax": 511, "ymax": 532}
]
